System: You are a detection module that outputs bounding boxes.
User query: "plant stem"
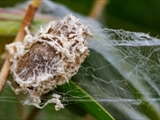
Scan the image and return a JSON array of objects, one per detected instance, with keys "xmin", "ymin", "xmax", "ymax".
[
  {"xmin": 16, "ymin": 96, "xmax": 25, "ymax": 120},
  {"xmin": 25, "ymin": 107, "xmax": 40, "ymax": 120},
  {"xmin": 89, "ymin": 0, "xmax": 109, "ymax": 19},
  {"xmin": 83, "ymin": 114, "xmax": 95, "ymax": 120},
  {"xmin": 0, "ymin": 0, "xmax": 42, "ymax": 93}
]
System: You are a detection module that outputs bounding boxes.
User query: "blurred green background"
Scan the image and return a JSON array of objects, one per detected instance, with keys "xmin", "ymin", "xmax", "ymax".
[{"xmin": 1, "ymin": 0, "xmax": 160, "ymax": 36}]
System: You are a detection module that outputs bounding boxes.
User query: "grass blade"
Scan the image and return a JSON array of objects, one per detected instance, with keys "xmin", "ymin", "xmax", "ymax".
[{"xmin": 57, "ymin": 81, "xmax": 114, "ymax": 120}]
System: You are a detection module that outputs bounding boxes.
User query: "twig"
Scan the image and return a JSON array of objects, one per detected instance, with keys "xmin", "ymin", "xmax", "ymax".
[
  {"xmin": 83, "ymin": 114, "xmax": 95, "ymax": 120},
  {"xmin": 16, "ymin": 96, "xmax": 25, "ymax": 120},
  {"xmin": 24, "ymin": 107, "xmax": 40, "ymax": 120},
  {"xmin": 0, "ymin": 0, "xmax": 42, "ymax": 93},
  {"xmin": 89, "ymin": 0, "xmax": 109, "ymax": 19}
]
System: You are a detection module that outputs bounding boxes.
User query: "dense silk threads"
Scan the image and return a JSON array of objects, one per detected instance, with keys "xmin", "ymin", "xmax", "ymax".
[{"xmin": 6, "ymin": 14, "xmax": 92, "ymax": 110}]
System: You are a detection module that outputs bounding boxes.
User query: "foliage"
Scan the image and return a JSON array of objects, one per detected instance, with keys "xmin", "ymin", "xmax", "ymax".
[{"xmin": 1, "ymin": 0, "xmax": 160, "ymax": 120}]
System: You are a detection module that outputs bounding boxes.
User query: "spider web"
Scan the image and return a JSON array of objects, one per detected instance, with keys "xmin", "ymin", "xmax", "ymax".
[
  {"xmin": 1, "ymin": 0, "xmax": 160, "ymax": 120},
  {"xmin": 82, "ymin": 29, "xmax": 160, "ymax": 119}
]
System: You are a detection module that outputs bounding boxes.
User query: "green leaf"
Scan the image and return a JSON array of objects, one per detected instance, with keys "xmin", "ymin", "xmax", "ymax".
[{"xmin": 57, "ymin": 81, "xmax": 115, "ymax": 120}]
